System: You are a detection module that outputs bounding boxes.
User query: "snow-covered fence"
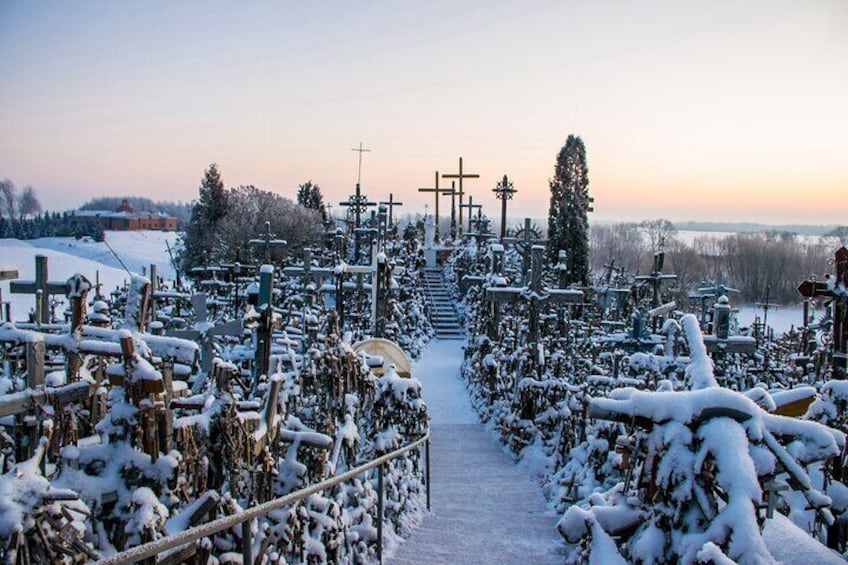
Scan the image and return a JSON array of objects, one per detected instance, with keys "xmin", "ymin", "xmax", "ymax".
[{"xmin": 93, "ymin": 429, "xmax": 431, "ymax": 565}]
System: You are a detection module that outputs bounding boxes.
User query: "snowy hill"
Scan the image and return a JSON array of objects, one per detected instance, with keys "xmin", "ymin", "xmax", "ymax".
[{"xmin": 1, "ymin": 231, "xmax": 177, "ymax": 321}]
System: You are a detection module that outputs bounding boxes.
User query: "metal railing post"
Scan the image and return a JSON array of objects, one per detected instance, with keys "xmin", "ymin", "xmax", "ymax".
[
  {"xmin": 242, "ymin": 519, "xmax": 253, "ymax": 564},
  {"xmin": 426, "ymin": 437, "xmax": 431, "ymax": 511},
  {"xmin": 377, "ymin": 463, "xmax": 384, "ymax": 564}
]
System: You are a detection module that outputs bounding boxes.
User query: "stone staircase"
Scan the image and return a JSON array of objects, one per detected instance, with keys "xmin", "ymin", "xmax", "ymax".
[{"xmin": 423, "ymin": 268, "xmax": 463, "ymax": 340}]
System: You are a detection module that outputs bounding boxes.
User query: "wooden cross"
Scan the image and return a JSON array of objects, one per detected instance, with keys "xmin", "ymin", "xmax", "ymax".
[
  {"xmin": 345, "ymin": 240, "xmax": 382, "ymax": 336},
  {"xmin": 492, "ymin": 174, "xmax": 517, "ymax": 240},
  {"xmin": 283, "ymin": 248, "xmax": 333, "ymax": 304},
  {"xmin": 441, "ymin": 181, "xmax": 458, "ymax": 238},
  {"xmin": 10, "ymin": 255, "xmax": 68, "ymax": 324},
  {"xmin": 487, "ymin": 245, "xmax": 582, "ymax": 349},
  {"xmin": 459, "ymin": 195, "xmax": 483, "ymax": 233},
  {"xmin": 249, "ymin": 221, "xmax": 287, "ymax": 264},
  {"xmin": 635, "ymin": 251, "xmax": 677, "ymax": 309},
  {"xmin": 418, "ymin": 171, "xmax": 452, "ymax": 240},
  {"xmin": 798, "ymin": 246, "xmax": 848, "ymax": 378},
  {"xmin": 442, "ymin": 157, "xmax": 479, "ymax": 236},
  {"xmin": 166, "ymin": 293, "xmax": 242, "ymax": 373},
  {"xmin": 379, "ymin": 193, "xmax": 404, "ymax": 228}
]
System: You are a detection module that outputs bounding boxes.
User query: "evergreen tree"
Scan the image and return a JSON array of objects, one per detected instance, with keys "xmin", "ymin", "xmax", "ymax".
[
  {"xmin": 297, "ymin": 181, "xmax": 326, "ymax": 221},
  {"xmin": 547, "ymin": 135, "xmax": 591, "ymax": 285},
  {"xmin": 183, "ymin": 164, "xmax": 228, "ymax": 270}
]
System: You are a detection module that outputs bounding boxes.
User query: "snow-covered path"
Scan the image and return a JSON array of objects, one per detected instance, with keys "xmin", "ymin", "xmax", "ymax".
[{"xmin": 389, "ymin": 340, "xmax": 565, "ymax": 564}]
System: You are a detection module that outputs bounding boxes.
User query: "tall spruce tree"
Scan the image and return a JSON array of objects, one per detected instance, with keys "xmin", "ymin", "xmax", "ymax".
[
  {"xmin": 183, "ymin": 163, "xmax": 228, "ymax": 270},
  {"xmin": 547, "ymin": 135, "xmax": 591, "ymax": 285}
]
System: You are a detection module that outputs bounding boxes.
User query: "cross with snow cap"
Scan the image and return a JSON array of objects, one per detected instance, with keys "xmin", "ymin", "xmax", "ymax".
[
  {"xmin": 10, "ymin": 255, "xmax": 68, "ymax": 324},
  {"xmin": 249, "ymin": 221, "xmax": 287, "ymax": 264}
]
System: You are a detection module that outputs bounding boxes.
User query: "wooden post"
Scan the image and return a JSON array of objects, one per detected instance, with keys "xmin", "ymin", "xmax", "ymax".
[{"xmin": 66, "ymin": 274, "xmax": 90, "ymax": 382}]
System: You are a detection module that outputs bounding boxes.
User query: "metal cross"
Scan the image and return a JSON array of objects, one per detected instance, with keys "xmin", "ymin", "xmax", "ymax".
[
  {"xmin": 492, "ymin": 174, "xmax": 517, "ymax": 240},
  {"xmin": 351, "ymin": 141, "xmax": 371, "ymax": 186},
  {"xmin": 442, "ymin": 157, "xmax": 480, "ymax": 237}
]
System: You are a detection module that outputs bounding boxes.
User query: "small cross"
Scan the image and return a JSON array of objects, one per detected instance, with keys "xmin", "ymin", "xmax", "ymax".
[
  {"xmin": 379, "ymin": 193, "xmax": 404, "ymax": 228},
  {"xmin": 9, "ymin": 255, "xmax": 68, "ymax": 323},
  {"xmin": 459, "ymin": 195, "xmax": 483, "ymax": 234},
  {"xmin": 249, "ymin": 221, "xmax": 287, "ymax": 264}
]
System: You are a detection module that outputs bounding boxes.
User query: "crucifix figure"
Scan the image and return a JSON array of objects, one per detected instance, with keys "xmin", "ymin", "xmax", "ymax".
[
  {"xmin": 379, "ymin": 193, "xmax": 404, "ymax": 229},
  {"xmin": 459, "ymin": 195, "xmax": 483, "ymax": 234},
  {"xmin": 10, "ymin": 255, "xmax": 69, "ymax": 324},
  {"xmin": 492, "ymin": 174, "xmax": 517, "ymax": 240},
  {"xmin": 418, "ymin": 171, "xmax": 452, "ymax": 241},
  {"xmin": 798, "ymin": 246, "xmax": 848, "ymax": 378},
  {"xmin": 249, "ymin": 221, "xmax": 287, "ymax": 264},
  {"xmin": 442, "ymin": 157, "xmax": 480, "ymax": 237}
]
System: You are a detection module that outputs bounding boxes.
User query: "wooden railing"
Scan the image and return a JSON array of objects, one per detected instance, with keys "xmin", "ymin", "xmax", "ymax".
[{"xmin": 94, "ymin": 430, "xmax": 431, "ymax": 565}]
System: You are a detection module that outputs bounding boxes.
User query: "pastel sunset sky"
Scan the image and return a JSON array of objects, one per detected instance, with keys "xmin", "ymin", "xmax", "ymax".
[{"xmin": 1, "ymin": 0, "xmax": 846, "ymax": 224}]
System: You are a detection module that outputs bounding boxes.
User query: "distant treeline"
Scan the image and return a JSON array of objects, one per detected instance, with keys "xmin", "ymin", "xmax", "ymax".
[
  {"xmin": 590, "ymin": 220, "xmax": 848, "ymax": 305},
  {"xmin": 80, "ymin": 196, "xmax": 192, "ymax": 227},
  {"xmin": 0, "ymin": 212, "xmax": 105, "ymax": 241}
]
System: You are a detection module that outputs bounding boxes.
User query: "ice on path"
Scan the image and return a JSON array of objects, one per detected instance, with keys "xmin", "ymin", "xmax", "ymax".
[{"xmin": 389, "ymin": 340, "xmax": 565, "ymax": 564}]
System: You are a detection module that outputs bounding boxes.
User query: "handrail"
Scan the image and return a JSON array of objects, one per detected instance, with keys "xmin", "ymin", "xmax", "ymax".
[{"xmin": 94, "ymin": 429, "xmax": 431, "ymax": 565}]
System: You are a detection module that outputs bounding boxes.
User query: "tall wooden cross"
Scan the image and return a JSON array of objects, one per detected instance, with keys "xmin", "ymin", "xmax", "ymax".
[
  {"xmin": 798, "ymin": 246, "xmax": 848, "ymax": 378},
  {"xmin": 441, "ymin": 181, "xmax": 458, "ymax": 238},
  {"xmin": 635, "ymin": 251, "xmax": 677, "ymax": 309},
  {"xmin": 492, "ymin": 174, "xmax": 517, "ymax": 240},
  {"xmin": 10, "ymin": 255, "xmax": 68, "ymax": 324},
  {"xmin": 417, "ymin": 171, "xmax": 452, "ymax": 240},
  {"xmin": 249, "ymin": 221, "xmax": 287, "ymax": 264},
  {"xmin": 442, "ymin": 157, "xmax": 479, "ymax": 237},
  {"xmin": 255, "ymin": 265, "xmax": 276, "ymax": 379},
  {"xmin": 379, "ymin": 193, "xmax": 404, "ymax": 228},
  {"xmin": 459, "ymin": 195, "xmax": 483, "ymax": 233}
]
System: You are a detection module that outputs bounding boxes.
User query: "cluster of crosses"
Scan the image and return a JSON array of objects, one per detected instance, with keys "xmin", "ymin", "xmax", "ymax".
[{"xmin": 0, "ymin": 210, "xmax": 430, "ymax": 561}]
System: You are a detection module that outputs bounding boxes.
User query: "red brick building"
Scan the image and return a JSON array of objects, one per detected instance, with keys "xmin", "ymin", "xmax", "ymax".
[{"xmin": 78, "ymin": 199, "xmax": 178, "ymax": 231}]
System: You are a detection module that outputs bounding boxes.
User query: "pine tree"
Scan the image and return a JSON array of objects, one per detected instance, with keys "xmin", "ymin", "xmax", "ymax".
[
  {"xmin": 297, "ymin": 181, "xmax": 326, "ymax": 221},
  {"xmin": 183, "ymin": 164, "xmax": 229, "ymax": 269},
  {"xmin": 547, "ymin": 135, "xmax": 591, "ymax": 285}
]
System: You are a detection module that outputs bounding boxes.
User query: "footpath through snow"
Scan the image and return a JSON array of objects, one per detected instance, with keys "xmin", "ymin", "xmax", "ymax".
[{"xmin": 389, "ymin": 340, "xmax": 565, "ymax": 564}]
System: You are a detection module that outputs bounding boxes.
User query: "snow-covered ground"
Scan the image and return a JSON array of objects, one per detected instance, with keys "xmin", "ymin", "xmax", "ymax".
[
  {"xmin": 736, "ymin": 303, "xmax": 804, "ymax": 335},
  {"xmin": 412, "ymin": 340, "xmax": 477, "ymax": 425},
  {"xmin": 29, "ymin": 230, "xmax": 179, "ymax": 280},
  {"xmin": 1, "ymin": 231, "xmax": 177, "ymax": 321}
]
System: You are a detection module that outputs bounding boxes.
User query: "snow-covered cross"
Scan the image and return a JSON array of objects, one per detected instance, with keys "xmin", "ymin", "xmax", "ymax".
[
  {"xmin": 10, "ymin": 255, "xmax": 68, "ymax": 324},
  {"xmin": 798, "ymin": 246, "xmax": 848, "ymax": 378},
  {"xmin": 249, "ymin": 221, "xmax": 287, "ymax": 264},
  {"xmin": 166, "ymin": 293, "xmax": 242, "ymax": 373},
  {"xmin": 487, "ymin": 245, "xmax": 582, "ymax": 350}
]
